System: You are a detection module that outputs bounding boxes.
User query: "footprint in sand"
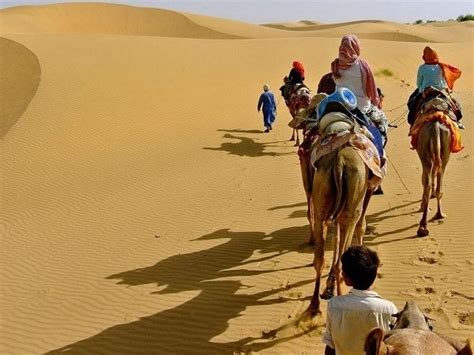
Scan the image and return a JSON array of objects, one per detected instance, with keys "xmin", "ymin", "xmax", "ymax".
[
  {"xmin": 456, "ymin": 311, "xmax": 473, "ymax": 326},
  {"xmin": 415, "ymin": 286, "xmax": 437, "ymax": 295},
  {"xmin": 414, "ymin": 242, "xmax": 444, "ymax": 265}
]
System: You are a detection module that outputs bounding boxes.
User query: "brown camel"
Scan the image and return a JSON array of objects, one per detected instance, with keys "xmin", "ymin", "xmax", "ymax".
[
  {"xmin": 308, "ymin": 146, "xmax": 373, "ymax": 315},
  {"xmin": 415, "ymin": 120, "xmax": 451, "ymax": 237},
  {"xmin": 365, "ymin": 300, "xmax": 472, "ymax": 355},
  {"xmin": 282, "ymin": 82, "xmax": 312, "ymax": 146}
]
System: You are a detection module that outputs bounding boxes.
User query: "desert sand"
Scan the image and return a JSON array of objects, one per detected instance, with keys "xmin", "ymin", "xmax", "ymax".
[{"xmin": 0, "ymin": 3, "xmax": 473, "ymax": 354}]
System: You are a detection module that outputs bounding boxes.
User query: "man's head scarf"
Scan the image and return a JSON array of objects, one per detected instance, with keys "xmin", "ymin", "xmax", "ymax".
[{"xmin": 331, "ymin": 34, "xmax": 379, "ymax": 107}]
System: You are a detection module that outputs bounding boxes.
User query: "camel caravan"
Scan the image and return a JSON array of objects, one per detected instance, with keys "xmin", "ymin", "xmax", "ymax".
[{"xmin": 278, "ymin": 36, "xmax": 469, "ymax": 354}]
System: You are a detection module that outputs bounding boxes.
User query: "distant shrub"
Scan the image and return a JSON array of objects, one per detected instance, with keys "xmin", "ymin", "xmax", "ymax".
[
  {"xmin": 457, "ymin": 14, "xmax": 474, "ymax": 21},
  {"xmin": 414, "ymin": 19, "xmax": 423, "ymax": 24},
  {"xmin": 426, "ymin": 20, "xmax": 437, "ymax": 23},
  {"xmin": 375, "ymin": 69, "xmax": 394, "ymax": 77}
]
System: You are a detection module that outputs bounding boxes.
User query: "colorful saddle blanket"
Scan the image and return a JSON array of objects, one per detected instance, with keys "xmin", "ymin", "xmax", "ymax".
[
  {"xmin": 409, "ymin": 111, "xmax": 463, "ymax": 153},
  {"xmin": 288, "ymin": 84, "xmax": 312, "ymax": 118},
  {"xmin": 310, "ymin": 130, "xmax": 384, "ymax": 189}
]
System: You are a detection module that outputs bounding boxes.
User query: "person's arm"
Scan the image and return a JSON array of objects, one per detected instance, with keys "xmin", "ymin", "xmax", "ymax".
[
  {"xmin": 416, "ymin": 65, "xmax": 424, "ymax": 90},
  {"xmin": 257, "ymin": 94, "xmax": 263, "ymax": 111}
]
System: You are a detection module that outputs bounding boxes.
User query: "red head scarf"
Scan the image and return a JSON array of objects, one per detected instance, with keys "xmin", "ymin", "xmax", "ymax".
[
  {"xmin": 423, "ymin": 46, "xmax": 439, "ymax": 64},
  {"xmin": 331, "ymin": 34, "xmax": 379, "ymax": 107},
  {"xmin": 422, "ymin": 46, "xmax": 461, "ymax": 90},
  {"xmin": 292, "ymin": 61, "xmax": 305, "ymax": 78}
]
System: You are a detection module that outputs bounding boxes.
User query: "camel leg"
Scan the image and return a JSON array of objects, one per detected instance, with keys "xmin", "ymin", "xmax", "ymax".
[
  {"xmin": 417, "ymin": 163, "xmax": 432, "ymax": 237},
  {"xmin": 300, "ymin": 154, "xmax": 315, "ymax": 245},
  {"xmin": 321, "ymin": 224, "xmax": 339, "ymax": 299},
  {"xmin": 309, "ymin": 219, "xmax": 328, "ymax": 316},
  {"xmin": 433, "ymin": 126, "xmax": 450, "ymax": 220},
  {"xmin": 290, "ymin": 128, "xmax": 295, "ymax": 141},
  {"xmin": 433, "ymin": 168, "xmax": 447, "ymax": 220},
  {"xmin": 430, "ymin": 168, "xmax": 436, "ymax": 199},
  {"xmin": 307, "ymin": 195, "xmax": 315, "ymax": 245},
  {"xmin": 309, "ymin": 168, "xmax": 333, "ymax": 316},
  {"xmin": 332, "ymin": 208, "xmax": 362, "ymax": 295},
  {"xmin": 354, "ymin": 188, "xmax": 372, "ymax": 245},
  {"xmin": 294, "ymin": 130, "xmax": 300, "ymax": 147}
]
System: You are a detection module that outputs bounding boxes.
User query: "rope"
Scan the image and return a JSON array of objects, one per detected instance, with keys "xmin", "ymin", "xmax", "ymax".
[
  {"xmin": 385, "ymin": 102, "xmax": 407, "ymax": 112},
  {"xmin": 387, "ymin": 155, "xmax": 411, "ymax": 194},
  {"xmin": 387, "ymin": 109, "xmax": 408, "ymax": 131}
]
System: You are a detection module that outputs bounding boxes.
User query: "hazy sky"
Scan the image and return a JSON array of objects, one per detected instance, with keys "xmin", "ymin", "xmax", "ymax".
[{"xmin": 0, "ymin": 0, "xmax": 473, "ymax": 24}]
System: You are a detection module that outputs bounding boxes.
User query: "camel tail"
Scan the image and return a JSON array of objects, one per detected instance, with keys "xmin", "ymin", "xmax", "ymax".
[
  {"xmin": 431, "ymin": 121, "xmax": 442, "ymax": 176},
  {"xmin": 330, "ymin": 153, "xmax": 345, "ymax": 221}
]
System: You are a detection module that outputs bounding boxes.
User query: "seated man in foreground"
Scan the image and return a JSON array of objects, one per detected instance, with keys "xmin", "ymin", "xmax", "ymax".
[{"xmin": 323, "ymin": 246, "xmax": 397, "ymax": 355}]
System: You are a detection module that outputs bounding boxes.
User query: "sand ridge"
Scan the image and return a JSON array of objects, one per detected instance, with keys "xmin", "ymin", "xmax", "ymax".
[
  {"xmin": 0, "ymin": 3, "xmax": 473, "ymax": 354},
  {"xmin": 1, "ymin": 3, "xmax": 473, "ymax": 42},
  {"xmin": 0, "ymin": 37, "xmax": 41, "ymax": 138}
]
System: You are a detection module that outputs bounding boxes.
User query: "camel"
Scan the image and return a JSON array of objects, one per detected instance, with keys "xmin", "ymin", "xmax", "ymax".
[
  {"xmin": 308, "ymin": 144, "xmax": 373, "ymax": 316},
  {"xmin": 414, "ymin": 114, "xmax": 452, "ymax": 237},
  {"xmin": 280, "ymin": 80, "xmax": 312, "ymax": 146},
  {"xmin": 365, "ymin": 300, "xmax": 472, "ymax": 355}
]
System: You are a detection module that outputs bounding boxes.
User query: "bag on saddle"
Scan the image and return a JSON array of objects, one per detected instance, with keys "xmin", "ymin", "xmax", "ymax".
[
  {"xmin": 319, "ymin": 112, "xmax": 355, "ymax": 135},
  {"xmin": 317, "ymin": 87, "xmax": 357, "ymax": 119}
]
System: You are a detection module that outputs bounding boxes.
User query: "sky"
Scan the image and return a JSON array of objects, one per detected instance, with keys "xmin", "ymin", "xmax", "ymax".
[{"xmin": 0, "ymin": 0, "xmax": 473, "ymax": 24}]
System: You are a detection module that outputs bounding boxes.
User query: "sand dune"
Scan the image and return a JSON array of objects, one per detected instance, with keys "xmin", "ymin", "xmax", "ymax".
[
  {"xmin": 263, "ymin": 19, "xmax": 474, "ymax": 42},
  {"xmin": 2, "ymin": 3, "xmax": 473, "ymax": 43},
  {"xmin": 264, "ymin": 19, "xmax": 389, "ymax": 31},
  {"xmin": 0, "ymin": 37, "xmax": 41, "ymax": 138},
  {"xmin": 0, "ymin": 3, "xmax": 473, "ymax": 354},
  {"xmin": 0, "ymin": 3, "xmax": 242, "ymax": 38}
]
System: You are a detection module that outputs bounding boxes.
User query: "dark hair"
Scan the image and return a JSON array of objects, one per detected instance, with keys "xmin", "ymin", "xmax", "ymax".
[{"xmin": 341, "ymin": 246, "xmax": 380, "ymax": 290}]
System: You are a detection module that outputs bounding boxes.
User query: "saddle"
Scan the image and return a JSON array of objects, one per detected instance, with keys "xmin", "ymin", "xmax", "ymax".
[
  {"xmin": 417, "ymin": 87, "xmax": 460, "ymax": 121},
  {"xmin": 288, "ymin": 93, "xmax": 327, "ymax": 130},
  {"xmin": 319, "ymin": 112, "xmax": 355, "ymax": 136}
]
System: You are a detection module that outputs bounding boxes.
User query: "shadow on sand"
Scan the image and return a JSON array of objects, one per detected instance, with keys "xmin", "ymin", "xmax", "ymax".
[
  {"xmin": 48, "ymin": 199, "xmax": 424, "ymax": 353},
  {"xmin": 217, "ymin": 128, "xmax": 263, "ymax": 134},
  {"xmin": 48, "ymin": 225, "xmax": 321, "ymax": 354},
  {"xmin": 203, "ymin": 133, "xmax": 292, "ymax": 158}
]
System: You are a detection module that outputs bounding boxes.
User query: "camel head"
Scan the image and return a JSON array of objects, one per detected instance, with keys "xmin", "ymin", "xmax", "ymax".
[
  {"xmin": 390, "ymin": 300, "xmax": 433, "ymax": 331},
  {"xmin": 365, "ymin": 301, "xmax": 473, "ymax": 355}
]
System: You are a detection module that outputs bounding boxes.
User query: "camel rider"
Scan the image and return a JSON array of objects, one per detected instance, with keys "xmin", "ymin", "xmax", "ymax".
[
  {"xmin": 289, "ymin": 61, "xmax": 305, "ymax": 85},
  {"xmin": 331, "ymin": 34, "xmax": 388, "ymax": 147},
  {"xmin": 280, "ymin": 61, "xmax": 306, "ymax": 102},
  {"xmin": 407, "ymin": 46, "xmax": 463, "ymax": 128}
]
